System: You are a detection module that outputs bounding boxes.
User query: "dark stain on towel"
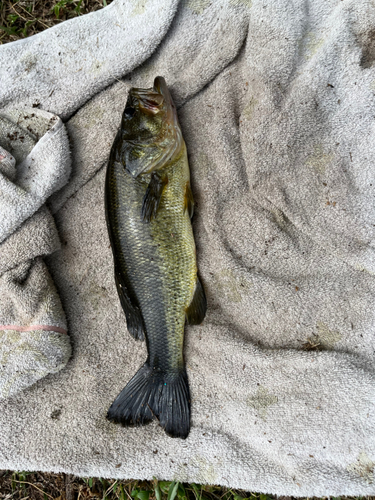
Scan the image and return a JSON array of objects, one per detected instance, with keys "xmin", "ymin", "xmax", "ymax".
[{"xmin": 51, "ymin": 408, "xmax": 62, "ymax": 420}]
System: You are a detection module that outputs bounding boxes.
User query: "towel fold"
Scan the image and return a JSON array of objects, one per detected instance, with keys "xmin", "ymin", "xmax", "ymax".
[
  {"xmin": 0, "ymin": 108, "xmax": 71, "ymax": 243},
  {"xmin": 0, "ymin": 110, "xmax": 72, "ymax": 399}
]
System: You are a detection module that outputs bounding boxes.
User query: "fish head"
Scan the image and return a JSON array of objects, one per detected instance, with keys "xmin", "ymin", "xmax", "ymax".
[{"xmin": 119, "ymin": 77, "xmax": 183, "ymax": 178}]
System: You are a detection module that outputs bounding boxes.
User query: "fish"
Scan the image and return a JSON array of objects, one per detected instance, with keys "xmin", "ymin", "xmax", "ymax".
[{"xmin": 105, "ymin": 76, "xmax": 206, "ymax": 439}]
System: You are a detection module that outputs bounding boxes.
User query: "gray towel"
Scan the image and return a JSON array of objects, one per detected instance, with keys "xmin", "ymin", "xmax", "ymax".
[
  {"xmin": 0, "ymin": 0, "xmax": 375, "ymax": 496},
  {"xmin": 0, "ymin": 108, "xmax": 71, "ymax": 242},
  {"xmin": 0, "ymin": 110, "xmax": 72, "ymax": 398}
]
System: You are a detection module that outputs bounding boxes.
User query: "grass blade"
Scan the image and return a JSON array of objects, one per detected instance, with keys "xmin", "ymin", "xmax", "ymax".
[
  {"xmin": 153, "ymin": 478, "xmax": 162, "ymax": 500},
  {"xmin": 167, "ymin": 482, "xmax": 179, "ymax": 500}
]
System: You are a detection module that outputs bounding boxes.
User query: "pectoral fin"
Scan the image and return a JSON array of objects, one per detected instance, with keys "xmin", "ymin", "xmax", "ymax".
[
  {"xmin": 115, "ymin": 268, "xmax": 145, "ymax": 341},
  {"xmin": 141, "ymin": 172, "xmax": 168, "ymax": 222},
  {"xmin": 185, "ymin": 277, "xmax": 207, "ymax": 325},
  {"xmin": 184, "ymin": 181, "xmax": 194, "ymax": 219}
]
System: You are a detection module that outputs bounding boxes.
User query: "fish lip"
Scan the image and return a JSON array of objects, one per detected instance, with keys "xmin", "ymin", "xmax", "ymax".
[
  {"xmin": 154, "ymin": 76, "xmax": 176, "ymax": 111},
  {"xmin": 153, "ymin": 76, "xmax": 168, "ymax": 97}
]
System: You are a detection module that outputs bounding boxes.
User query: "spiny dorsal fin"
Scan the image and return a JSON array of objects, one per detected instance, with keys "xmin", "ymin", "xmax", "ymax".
[
  {"xmin": 185, "ymin": 277, "xmax": 207, "ymax": 325},
  {"xmin": 115, "ymin": 268, "xmax": 145, "ymax": 341},
  {"xmin": 141, "ymin": 172, "xmax": 168, "ymax": 222},
  {"xmin": 184, "ymin": 181, "xmax": 194, "ymax": 219}
]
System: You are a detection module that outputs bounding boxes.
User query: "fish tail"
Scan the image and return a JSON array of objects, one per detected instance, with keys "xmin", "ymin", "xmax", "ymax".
[{"xmin": 107, "ymin": 363, "xmax": 191, "ymax": 439}]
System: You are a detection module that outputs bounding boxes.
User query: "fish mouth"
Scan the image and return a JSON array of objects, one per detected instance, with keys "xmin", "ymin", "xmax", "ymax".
[
  {"xmin": 153, "ymin": 76, "xmax": 181, "ymax": 137},
  {"xmin": 130, "ymin": 85, "xmax": 164, "ymax": 115},
  {"xmin": 129, "ymin": 77, "xmax": 175, "ymax": 116}
]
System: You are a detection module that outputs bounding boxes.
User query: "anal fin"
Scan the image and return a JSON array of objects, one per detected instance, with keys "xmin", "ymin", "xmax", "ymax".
[
  {"xmin": 141, "ymin": 172, "xmax": 168, "ymax": 222},
  {"xmin": 185, "ymin": 277, "xmax": 207, "ymax": 325},
  {"xmin": 115, "ymin": 269, "xmax": 145, "ymax": 341}
]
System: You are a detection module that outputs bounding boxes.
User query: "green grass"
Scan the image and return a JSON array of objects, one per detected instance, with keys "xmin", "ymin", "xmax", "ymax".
[
  {"xmin": 0, "ymin": 471, "xmax": 373, "ymax": 500},
  {"xmin": 0, "ymin": 472, "xmax": 281, "ymax": 500},
  {"xmin": 0, "ymin": 0, "xmax": 111, "ymax": 43}
]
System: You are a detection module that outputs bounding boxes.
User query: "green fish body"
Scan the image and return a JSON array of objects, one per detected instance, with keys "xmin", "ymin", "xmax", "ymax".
[{"xmin": 105, "ymin": 77, "xmax": 206, "ymax": 439}]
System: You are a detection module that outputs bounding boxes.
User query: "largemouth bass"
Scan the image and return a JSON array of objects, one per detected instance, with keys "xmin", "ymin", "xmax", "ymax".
[{"xmin": 105, "ymin": 76, "xmax": 206, "ymax": 439}]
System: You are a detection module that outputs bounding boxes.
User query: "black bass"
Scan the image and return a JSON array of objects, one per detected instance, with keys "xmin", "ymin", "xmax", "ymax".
[{"xmin": 105, "ymin": 76, "xmax": 206, "ymax": 439}]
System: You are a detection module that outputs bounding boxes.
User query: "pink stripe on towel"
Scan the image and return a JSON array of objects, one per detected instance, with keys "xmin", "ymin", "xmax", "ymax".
[{"xmin": 0, "ymin": 325, "xmax": 67, "ymax": 335}]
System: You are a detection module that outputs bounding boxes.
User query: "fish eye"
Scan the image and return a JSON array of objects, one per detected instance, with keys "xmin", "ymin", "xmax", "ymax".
[{"xmin": 124, "ymin": 105, "xmax": 135, "ymax": 118}]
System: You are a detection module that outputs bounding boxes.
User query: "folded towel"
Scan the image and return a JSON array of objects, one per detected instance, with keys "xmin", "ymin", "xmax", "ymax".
[
  {"xmin": 0, "ymin": 111, "xmax": 72, "ymax": 398},
  {"xmin": 0, "ymin": 108, "xmax": 71, "ymax": 242},
  {"xmin": 0, "ymin": 257, "xmax": 71, "ymax": 399}
]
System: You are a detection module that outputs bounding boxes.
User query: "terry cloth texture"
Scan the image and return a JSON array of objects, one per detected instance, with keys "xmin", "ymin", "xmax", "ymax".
[
  {"xmin": 1, "ymin": 0, "xmax": 375, "ymax": 496},
  {"xmin": 0, "ymin": 110, "xmax": 72, "ymax": 398}
]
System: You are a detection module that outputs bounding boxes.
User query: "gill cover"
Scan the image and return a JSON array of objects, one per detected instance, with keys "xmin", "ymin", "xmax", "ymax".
[{"xmin": 120, "ymin": 76, "xmax": 183, "ymax": 178}]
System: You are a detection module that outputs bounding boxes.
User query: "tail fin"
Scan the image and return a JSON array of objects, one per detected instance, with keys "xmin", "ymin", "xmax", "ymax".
[{"xmin": 107, "ymin": 363, "xmax": 191, "ymax": 439}]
